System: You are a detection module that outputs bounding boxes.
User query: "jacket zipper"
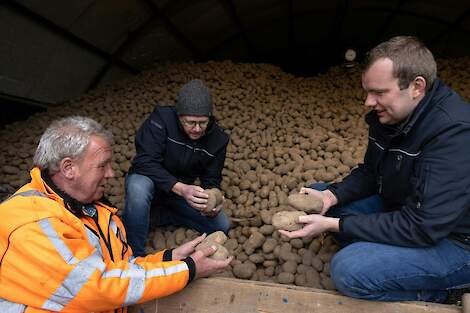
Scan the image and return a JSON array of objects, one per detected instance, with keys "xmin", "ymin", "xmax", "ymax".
[
  {"xmin": 116, "ymin": 227, "xmax": 129, "ymax": 259},
  {"xmin": 91, "ymin": 214, "xmax": 115, "ymax": 262},
  {"xmin": 107, "ymin": 215, "xmax": 114, "ymax": 261},
  {"xmin": 86, "ymin": 219, "xmax": 120, "ymax": 313},
  {"xmin": 378, "ymin": 175, "xmax": 383, "ymax": 194},
  {"xmin": 396, "ymin": 154, "xmax": 403, "ymax": 171}
]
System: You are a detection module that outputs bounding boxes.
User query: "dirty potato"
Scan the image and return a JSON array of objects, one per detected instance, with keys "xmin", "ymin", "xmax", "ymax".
[
  {"xmin": 195, "ymin": 231, "xmax": 230, "ymax": 260},
  {"xmin": 288, "ymin": 193, "xmax": 323, "ymax": 213},
  {"xmin": 272, "ymin": 211, "xmax": 307, "ymax": 231},
  {"xmin": 205, "ymin": 188, "xmax": 223, "ymax": 213}
]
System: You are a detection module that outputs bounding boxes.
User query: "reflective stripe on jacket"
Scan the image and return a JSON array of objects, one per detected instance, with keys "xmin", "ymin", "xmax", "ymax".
[{"xmin": 0, "ymin": 168, "xmax": 189, "ymax": 313}]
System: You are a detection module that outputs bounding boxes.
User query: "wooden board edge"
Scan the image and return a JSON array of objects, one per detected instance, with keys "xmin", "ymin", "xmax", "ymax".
[{"xmin": 128, "ymin": 277, "xmax": 462, "ymax": 313}]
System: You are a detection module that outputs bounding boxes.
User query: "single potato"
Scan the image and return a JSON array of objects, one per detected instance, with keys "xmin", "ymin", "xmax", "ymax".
[
  {"xmin": 288, "ymin": 193, "xmax": 323, "ymax": 213},
  {"xmin": 272, "ymin": 211, "xmax": 307, "ymax": 231},
  {"xmin": 205, "ymin": 188, "xmax": 224, "ymax": 213}
]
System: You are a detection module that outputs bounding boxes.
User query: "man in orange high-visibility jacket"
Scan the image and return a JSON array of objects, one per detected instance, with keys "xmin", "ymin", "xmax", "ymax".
[{"xmin": 0, "ymin": 116, "xmax": 231, "ymax": 313}]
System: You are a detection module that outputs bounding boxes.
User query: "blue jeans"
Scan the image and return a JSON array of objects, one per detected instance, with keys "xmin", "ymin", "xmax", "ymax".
[
  {"xmin": 122, "ymin": 173, "xmax": 231, "ymax": 256},
  {"xmin": 309, "ymin": 183, "xmax": 470, "ymax": 302}
]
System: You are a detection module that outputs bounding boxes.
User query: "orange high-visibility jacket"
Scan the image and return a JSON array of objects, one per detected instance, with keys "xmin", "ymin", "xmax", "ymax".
[{"xmin": 0, "ymin": 168, "xmax": 191, "ymax": 313}]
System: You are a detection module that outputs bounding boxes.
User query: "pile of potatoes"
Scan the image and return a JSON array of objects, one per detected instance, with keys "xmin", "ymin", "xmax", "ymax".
[{"xmin": 1, "ymin": 57, "xmax": 469, "ymax": 290}]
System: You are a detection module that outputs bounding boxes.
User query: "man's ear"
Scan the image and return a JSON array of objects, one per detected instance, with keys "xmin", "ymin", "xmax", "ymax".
[
  {"xmin": 412, "ymin": 76, "xmax": 426, "ymax": 99},
  {"xmin": 59, "ymin": 158, "xmax": 75, "ymax": 180}
]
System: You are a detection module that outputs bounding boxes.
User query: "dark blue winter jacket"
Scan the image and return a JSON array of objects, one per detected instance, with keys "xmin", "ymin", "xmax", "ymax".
[
  {"xmin": 329, "ymin": 79, "xmax": 470, "ymax": 249},
  {"xmin": 129, "ymin": 105, "xmax": 229, "ymax": 194}
]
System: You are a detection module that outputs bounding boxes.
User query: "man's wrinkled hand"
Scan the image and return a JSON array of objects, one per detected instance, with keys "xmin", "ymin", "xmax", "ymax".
[
  {"xmin": 172, "ymin": 233, "xmax": 206, "ymax": 260},
  {"xmin": 190, "ymin": 245, "xmax": 233, "ymax": 279}
]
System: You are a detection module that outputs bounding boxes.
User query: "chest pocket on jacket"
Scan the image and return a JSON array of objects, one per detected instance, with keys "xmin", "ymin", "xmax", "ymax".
[
  {"xmin": 409, "ymin": 162, "xmax": 430, "ymax": 199},
  {"xmin": 389, "ymin": 152, "xmax": 413, "ymax": 178},
  {"xmin": 381, "ymin": 149, "xmax": 420, "ymax": 207}
]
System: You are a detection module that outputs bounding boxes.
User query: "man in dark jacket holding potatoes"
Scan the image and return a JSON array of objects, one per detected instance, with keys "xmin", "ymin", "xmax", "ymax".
[
  {"xmin": 281, "ymin": 36, "xmax": 470, "ymax": 303},
  {"xmin": 123, "ymin": 79, "xmax": 230, "ymax": 257}
]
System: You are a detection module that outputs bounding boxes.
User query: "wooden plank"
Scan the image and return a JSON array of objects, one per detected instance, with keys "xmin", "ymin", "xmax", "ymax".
[
  {"xmin": 463, "ymin": 293, "xmax": 470, "ymax": 313},
  {"xmin": 133, "ymin": 277, "xmax": 461, "ymax": 313},
  {"xmin": 129, "ymin": 300, "xmax": 156, "ymax": 313}
]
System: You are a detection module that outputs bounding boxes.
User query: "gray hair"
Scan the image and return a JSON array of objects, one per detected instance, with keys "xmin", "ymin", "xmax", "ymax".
[{"xmin": 33, "ymin": 116, "xmax": 113, "ymax": 174}]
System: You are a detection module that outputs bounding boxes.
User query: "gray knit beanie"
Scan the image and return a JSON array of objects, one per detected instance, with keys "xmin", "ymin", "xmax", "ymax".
[{"xmin": 175, "ymin": 79, "xmax": 213, "ymax": 116}]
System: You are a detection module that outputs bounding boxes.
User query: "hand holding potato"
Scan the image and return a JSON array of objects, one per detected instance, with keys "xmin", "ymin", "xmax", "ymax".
[
  {"xmin": 299, "ymin": 187, "xmax": 338, "ymax": 215},
  {"xmin": 278, "ymin": 214, "xmax": 340, "ymax": 239},
  {"xmin": 190, "ymin": 245, "xmax": 233, "ymax": 279},
  {"xmin": 203, "ymin": 199, "xmax": 223, "ymax": 217},
  {"xmin": 201, "ymin": 188, "xmax": 224, "ymax": 217},
  {"xmin": 195, "ymin": 231, "xmax": 230, "ymax": 260},
  {"xmin": 172, "ymin": 233, "xmax": 207, "ymax": 260},
  {"xmin": 172, "ymin": 182, "xmax": 209, "ymax": 210}
]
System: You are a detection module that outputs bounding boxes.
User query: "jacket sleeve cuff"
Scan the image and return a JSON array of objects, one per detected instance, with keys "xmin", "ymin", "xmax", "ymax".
[
  {"xmin": 183, "ymin": 257, "xmax": 196, "ymax": 284},
  {"xmin": 339, "ymin": 217, "xmax": 345, "ymax": 232},
  {"xmin": 162, "ymin": 178, "xmax": 179, "ymax": 194},
  {"xmin": 153, "ymin": 177, "xmax": 178, "ymax": 194},
  {"xmin": 163, "ymin": 249, "xmax": 173, "ymax": 261},
  {"xmin": 327, "ymin": 184, "xmax": 343, "ymax": 207}
]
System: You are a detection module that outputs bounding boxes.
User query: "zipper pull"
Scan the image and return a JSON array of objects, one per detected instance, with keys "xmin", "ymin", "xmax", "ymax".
[
  {"xmin": 378, "ymin": 175, "xmax": 383, "ymax": 194},
  {"xmin": 396, "ymin": 154, "xmax": 403, "ymax": 171}
]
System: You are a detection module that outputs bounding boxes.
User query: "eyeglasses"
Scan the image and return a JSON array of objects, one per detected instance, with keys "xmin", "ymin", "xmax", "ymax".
[{"xmin": 180, "ymin": 119, "xmax": 209, "ymax": 129}]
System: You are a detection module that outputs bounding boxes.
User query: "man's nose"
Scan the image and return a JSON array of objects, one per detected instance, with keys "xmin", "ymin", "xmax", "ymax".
[
  {"xmin": 364, "ymin": 93, "xmax": 376, "ymax": 107},
  {"xmin": 106, "ymin": 164, "xmax": 115, "ymax": 178}
]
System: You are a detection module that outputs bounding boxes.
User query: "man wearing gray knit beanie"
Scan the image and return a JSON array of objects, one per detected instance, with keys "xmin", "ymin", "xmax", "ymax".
[
  {"xmin": 176, "ymin": 79, "xmax": 212, "ymax": 117},
  {"xmin": 123, "ymin": 79, "xmax": 231, "ymax": 256}
]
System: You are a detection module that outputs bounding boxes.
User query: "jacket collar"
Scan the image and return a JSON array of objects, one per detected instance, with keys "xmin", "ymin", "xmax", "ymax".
[
  {"xmin": 400, "ymin": 78, "xmax": 444, "ymax": 135},
  {"xmin": 30, "ymin": 167, "xmax": 116, "ymax": 217}
]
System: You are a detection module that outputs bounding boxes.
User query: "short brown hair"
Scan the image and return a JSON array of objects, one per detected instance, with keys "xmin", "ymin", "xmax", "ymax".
[{"xmin": 365, "ymin": 36, "xmax": 436, "ymax": 91}]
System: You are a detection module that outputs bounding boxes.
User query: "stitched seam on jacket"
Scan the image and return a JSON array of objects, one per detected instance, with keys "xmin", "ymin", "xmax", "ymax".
[
  {"xmin": 167, "ymin": 137, "xmax": 215, "ymax": 157},
  {"xmin": 369, "ymin": 136, "xmax": 421, "ymax": 156}
]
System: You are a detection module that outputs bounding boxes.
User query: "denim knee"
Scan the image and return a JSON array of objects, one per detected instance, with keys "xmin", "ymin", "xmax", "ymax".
[
  {"xmin": 330, "ymin": 246, "xmax": 370, "ymax": 299},
  {"xmin": 124, "ymin": 174, "xmax": 155, "ymax": 213},
  {"xmin": 188, "ymin": 211, "xmax": 231, "ymax": 235},
  {"xmin": 211, "ymin": 212, "xmax": 231, "ymax": 234}
]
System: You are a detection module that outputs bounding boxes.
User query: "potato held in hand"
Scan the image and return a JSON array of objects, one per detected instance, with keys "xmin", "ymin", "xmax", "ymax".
[
  {"xmin": 272, "ymin": 211, "xmax": 307, "ymax": 231},
  {"xmin": 205, "ymin": 188, "xmax": 223, "ymax": 213},
  {"xmin": 195, "ymin": 231, "xmax": 230, "ymax": 260},
  {"xmin": 204, "ymin": 230, "xmax": 227, "ymax": 245},
  {"xmin": 196, "ymin": 242, "xmax": 229, "ymax": 260},
  {"xmin": 288, "ymin": 193, "xmax": 323, "ymax": 213}
]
